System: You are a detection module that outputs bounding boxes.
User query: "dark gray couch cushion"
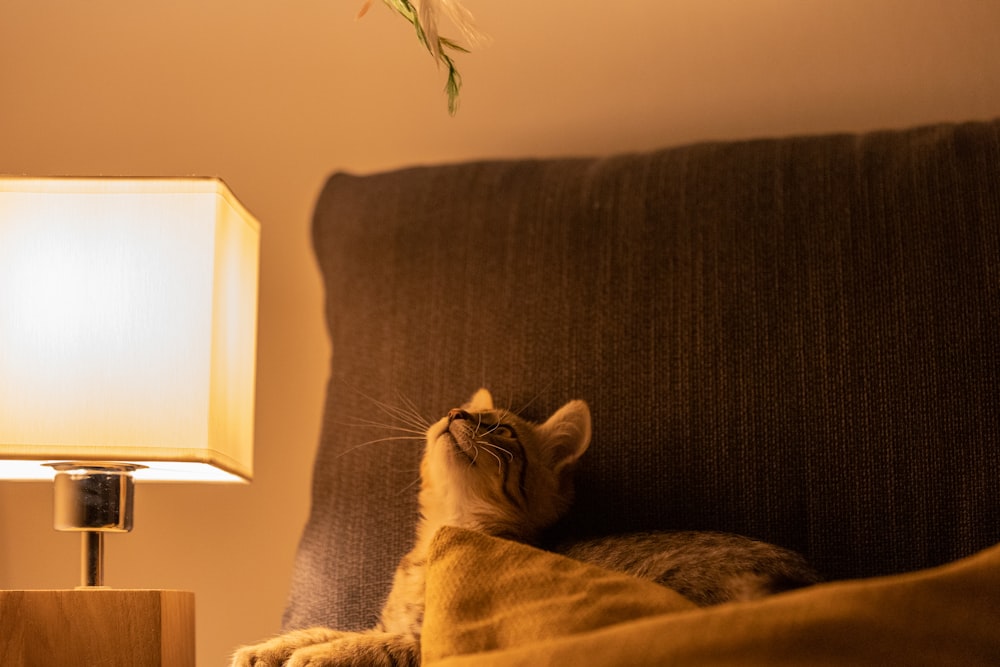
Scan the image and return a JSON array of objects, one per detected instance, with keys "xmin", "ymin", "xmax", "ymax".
[{"xmin": 284, "ymin": 120, "xmax": 1000, "ymax": 632}]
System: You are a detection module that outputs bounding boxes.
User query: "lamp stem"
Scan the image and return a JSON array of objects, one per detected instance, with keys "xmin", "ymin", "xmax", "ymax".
[
  {"xmin": 81, "ymin": 531, "xmax": 105, "ymax": 588},
  {"xmin": 46, "ymin": 462, "xmax": 142, "ymax": 588}
]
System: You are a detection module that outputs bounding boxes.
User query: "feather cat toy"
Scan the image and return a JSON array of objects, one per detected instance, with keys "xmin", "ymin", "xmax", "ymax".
[{"xmin": 357, "ymin": 0, "xmax": 488, "ymax": 114}]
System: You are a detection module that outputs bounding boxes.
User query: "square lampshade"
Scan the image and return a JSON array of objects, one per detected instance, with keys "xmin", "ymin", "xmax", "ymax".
[{"xmin": 0, "ymin": 177, "xmax": 260, "ymax": 483}]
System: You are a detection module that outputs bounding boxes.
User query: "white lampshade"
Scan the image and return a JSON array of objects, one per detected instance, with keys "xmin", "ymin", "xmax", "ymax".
[{"xmin": 0, "ymin": 177, "xmax": 260, "ymax": 483}]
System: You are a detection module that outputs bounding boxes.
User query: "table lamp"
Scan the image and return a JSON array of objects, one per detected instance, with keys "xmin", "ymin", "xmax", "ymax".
[{"xmin": 0, "ymin": 176, "xmax": 260, "ymax": 666}]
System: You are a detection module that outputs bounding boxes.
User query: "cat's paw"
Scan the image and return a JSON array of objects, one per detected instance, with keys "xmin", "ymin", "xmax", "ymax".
[
  {"xmin": 230, "ymin": 627, "xmax": 344, "ymax": 667},
  {"xmin": 284, "ymin": 632, "xmax": 420, "ymax": 667}
]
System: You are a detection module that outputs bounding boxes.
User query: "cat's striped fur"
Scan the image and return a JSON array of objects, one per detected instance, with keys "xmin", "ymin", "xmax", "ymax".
[{"xmin": 231, "ymin": 389, "xmax": 818, "ymax": 666}]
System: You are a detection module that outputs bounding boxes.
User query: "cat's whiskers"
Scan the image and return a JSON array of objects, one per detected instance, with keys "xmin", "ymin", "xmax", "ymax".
[
  {"xmin": 340, "ymin": 415, "xmax": 429, "ymax": 437},
  {"xmin": 396, "ymin": 471, "xmax": 423, "ymax": 496},
  {"xmin": 478, "ymin": 421, "xmax": 501, "ymax": 436},
  {"xmin": 512, "ymin": 381, "xmax": 554, "ymax": 416},
  {"xmin": 389, "ymin": 390, "xmax": 433, "ymax": 430},
  {"xmin": 334, "ymin": 390, "xmax": 430, "ymax": 491},
  {"xmin": 477, "ymin": 443, "xmax": 505, "ymax": 474},
  {"xmin": 475, "ymin": 439, "xmax": 514, "ymax": 462},
  {"xmin": 467, "ymin": 445, "xmax": 480, "ymax": 467},
  {"xmin": 332, "ymin": 396, "xmax": 432, "ymax": 461},
  {"xmin": 345, "ymin": 383, "xmax": 433, "ymax": 432},
  {"xmin": 336, "ymin": 434, "xmax": 427, "ymax": 459},
  {"xmin": 495, "ymin": 408, "xmax": 516, "ymax": 434}
]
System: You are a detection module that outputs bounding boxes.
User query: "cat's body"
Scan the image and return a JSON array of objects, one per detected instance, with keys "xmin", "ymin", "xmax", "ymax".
[
  {"xmin": 231, "ymin": 390, "xmax": 819, "ymax": 667},
  {"xmin": 560, "ymin": 530, "xmax": 819, "ymax": 606}
]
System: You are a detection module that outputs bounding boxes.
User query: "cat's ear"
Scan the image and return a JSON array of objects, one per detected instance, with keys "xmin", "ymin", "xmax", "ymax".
[
  {"xmin": 539, "ymin": 400, "xmax": 592, "ymax": 475},
  {"xmin": 464, "ymin": 387, "xmax": 494, "ymax": 412}
]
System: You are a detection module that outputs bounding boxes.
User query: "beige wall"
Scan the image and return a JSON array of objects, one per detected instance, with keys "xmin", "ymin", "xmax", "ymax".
[{"xmin": 1, "ymin": 1, "xmax": 998, "ymax": 664}]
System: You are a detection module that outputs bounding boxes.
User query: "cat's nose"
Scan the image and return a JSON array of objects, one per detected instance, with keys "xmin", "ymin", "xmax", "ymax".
[{"xmin": 448, "ymin": 408, "xmax": 470, "ymax": 423}]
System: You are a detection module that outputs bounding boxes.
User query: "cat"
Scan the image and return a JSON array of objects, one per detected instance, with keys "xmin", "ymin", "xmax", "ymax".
[{"xmin": 231, "ymin": 388, "xmax": 819, "ymax": 666}]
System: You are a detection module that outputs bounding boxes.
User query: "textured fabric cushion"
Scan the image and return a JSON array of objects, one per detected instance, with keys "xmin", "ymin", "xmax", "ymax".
[
  {"xmin": 422, "ymin": 527, "xmax": 1000, "ymax": 666},
  {"xmin": 284, "ymin": 120, "xmax": 1000, "ymax": 632}
]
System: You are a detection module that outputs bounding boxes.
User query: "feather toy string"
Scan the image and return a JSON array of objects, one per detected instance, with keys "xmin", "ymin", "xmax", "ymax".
[{"xmin": 357, "ymin": 0, "xmax": 487, "ymax": 115}]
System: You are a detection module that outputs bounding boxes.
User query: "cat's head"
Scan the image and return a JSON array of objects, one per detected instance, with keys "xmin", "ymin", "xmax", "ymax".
[{"xmin": 419, "ymin": 388, "xmax": 592, "ymax": 542}]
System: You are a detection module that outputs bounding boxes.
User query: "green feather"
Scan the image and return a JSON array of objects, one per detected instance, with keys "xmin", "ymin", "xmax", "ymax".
[{"xmin": 381, "ymin": 0, "xmax": 465, "ymax": 115}]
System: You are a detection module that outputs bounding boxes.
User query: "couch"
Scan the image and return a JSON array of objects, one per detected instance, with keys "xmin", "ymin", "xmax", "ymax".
[{"xmin": 281, "ymin": 119, "xmax": 1000, "ymax": 664}]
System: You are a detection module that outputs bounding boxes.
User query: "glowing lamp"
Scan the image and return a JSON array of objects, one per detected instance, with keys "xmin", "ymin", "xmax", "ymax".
[{"xmin": 0, "ymin": 176, "xmax": 260, "ymax": 589}]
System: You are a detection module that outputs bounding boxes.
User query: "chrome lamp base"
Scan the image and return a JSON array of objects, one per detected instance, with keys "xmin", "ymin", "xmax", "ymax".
[{"xmin": 46, "ymin": 462, "xmax": 143, "ymax": 587}]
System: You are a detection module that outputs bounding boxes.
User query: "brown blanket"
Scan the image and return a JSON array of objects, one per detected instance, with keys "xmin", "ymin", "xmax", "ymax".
[{"xmin": 423, "ymin": 527, "xmax": 1000, "ymax": 666}]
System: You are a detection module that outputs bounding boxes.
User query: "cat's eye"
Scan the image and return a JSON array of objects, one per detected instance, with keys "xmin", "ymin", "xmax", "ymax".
[{"xmin": 491, "ymin": 424, "xmax": 515, "ymax": 438}]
